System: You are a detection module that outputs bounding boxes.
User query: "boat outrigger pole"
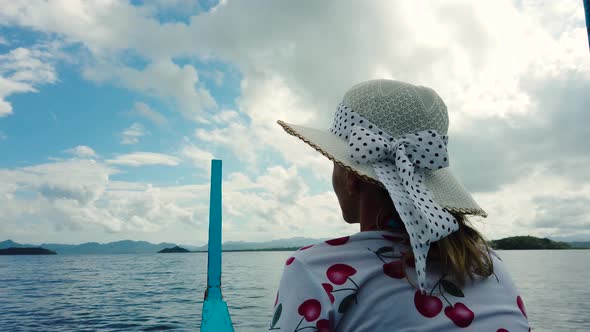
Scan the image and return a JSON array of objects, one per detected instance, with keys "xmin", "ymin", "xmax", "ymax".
[
  {"xmin": 584, "ymin": 0, "xmax": 590, "ymax": 51},
  {"xmin": 201, "ymin": 159, "xmax": 234, "ymax": 332}
]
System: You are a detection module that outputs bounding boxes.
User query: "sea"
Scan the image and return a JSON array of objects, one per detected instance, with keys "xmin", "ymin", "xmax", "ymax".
[{"xmin": 1, "ymin": 250, "xmax": 589, "ymax": 331}]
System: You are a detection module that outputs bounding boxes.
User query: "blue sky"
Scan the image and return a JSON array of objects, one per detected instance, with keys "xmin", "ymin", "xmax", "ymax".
[{"xmin": 1, "ymin": 0, "xmax": 589, "ymax": 245}]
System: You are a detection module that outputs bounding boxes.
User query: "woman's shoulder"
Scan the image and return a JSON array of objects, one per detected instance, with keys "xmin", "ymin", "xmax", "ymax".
[{"xmin": 287, "ymin": 231, "xmax": 411, "ymax": 268}]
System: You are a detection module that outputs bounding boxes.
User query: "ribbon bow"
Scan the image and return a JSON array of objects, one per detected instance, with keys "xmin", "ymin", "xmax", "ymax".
[
  {"xmin": 348, "ymin": 126, "xmax": 449, "ymax": 169},
  {"xmin": 347, "ymin": 124, "xmax": 458, "ymax": 292}
]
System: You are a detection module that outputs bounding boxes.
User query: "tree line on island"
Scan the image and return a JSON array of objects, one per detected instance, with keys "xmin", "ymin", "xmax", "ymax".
[
  {"xmin": 1, "ymin": 236, "xmax": 588, "ymax": 255},
  {"xmin": 490, "ymin": 236, "xmax": 575, "ymax": 250}
]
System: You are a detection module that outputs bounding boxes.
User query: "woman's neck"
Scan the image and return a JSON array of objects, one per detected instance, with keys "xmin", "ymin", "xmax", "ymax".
[{"xmin": 358, "ymin": 194, "xmax": 405, "ymax": 232}]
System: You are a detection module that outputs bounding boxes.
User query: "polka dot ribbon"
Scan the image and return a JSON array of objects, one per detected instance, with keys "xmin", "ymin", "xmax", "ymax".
[{"xmin": 331, "ymin": 103, "xmax": 459, "ymax": 292}]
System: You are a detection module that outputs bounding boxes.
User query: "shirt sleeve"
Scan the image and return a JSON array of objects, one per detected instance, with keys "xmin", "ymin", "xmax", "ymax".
[{"xmin": 269, "ymin": 255, "xmax": 334, "ymax": 332}]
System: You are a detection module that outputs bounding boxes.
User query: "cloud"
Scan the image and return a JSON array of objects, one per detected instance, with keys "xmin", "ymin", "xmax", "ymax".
[
  {"xmin": 533, "ymin": 196, "xmax": 590, "ymax": 232},
  {"xmin": 0, "ymin": 157, "xmax": 350, "ymax": 244},
  {"xmin": 65, "ymin": 145, "xmax": 97, "ymax": 158},
  {"xmin": 0, "ymin": 159, "xmax": 121, "ymax": 232},
  {"xmin": 130, "ymin": 102, "xmax": 167, "ymax": 126},
  {"xmin": 120, "ymin": 123, "xmax": 148, "ymax": 145},
  {"xmin": 194, "ymin": 76, "xmax": 331, "ymax": 174},
  {"xmin": 211, "ymin": 109, "xmax": 238, "ymax": 123},
  {"xmin": 14, "ymin": 159, "xmax": 113, "ymax": 204},
  {"xmin": 0, "ymin": 158, "xmax": 199, "ymax": 235},
  {"xmin": 83, "ymin": 59, "xmax": 216, "ymax": 123},
  {"xmin": 180, "ymin": 144, "xmax": 213, "ymax": 170},
  {"xmin": 106, "ymin": 152, "xmax": 180, "ymax": 167},
  {"xmin": 220, "ymin": 165, "xmax": 355, "ymax": 241},
  {"xmin": 472, "ymin": 166, "xmax": 590, "ymax": 241},
  {"xmin": 0, "ymin": 45, "xmax": 59, "ymax": 116},
  {"xmin": 450, "ymin": 73, "xmax": 590, "ymax": 193},
  {"xmin": 1, "ymin": 0, "xmax": 589, "ymax": 243}
]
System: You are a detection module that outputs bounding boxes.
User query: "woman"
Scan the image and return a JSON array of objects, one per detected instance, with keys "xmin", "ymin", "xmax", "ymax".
[{"xmin": 269, "ymin": 79, "xmax": 530, "ymax": 331}]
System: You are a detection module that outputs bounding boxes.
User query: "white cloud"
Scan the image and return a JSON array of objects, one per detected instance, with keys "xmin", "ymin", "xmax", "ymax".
[
  {"xmin": 211, "ymin": 109, "xmax": 239, "ymax": 123},
  {"xmin": 0, "ymin": 36, "xmax": 8, "ymax": 45},
  {"xmin": 83, "ymin": 59, "xmax": 216, "ymax": 123},
  {"xmin": 194, "ymin": 76, "xmax": 330, "ymax": 175},
  {"xmin": 473, "ymin": 167, "xmax": 590, "ymax": 241},
  {"xmin": 120, "ymin": 123, "xmax": 148, "ymax": 145},
  {"xmin": 0, "ymin": 45, "xmax": 59, "ymax": 116},
  {"xmin": 131, "ymin": 102, "xmax": 167, "ymax": 126},
  {"xmin": 220, "ymin": 165, "xmax": 355, "ymax": 241},
  {"xmin": 0, "ymin": 159, "xmax": 122, "ymax": 232},
  {"xmin": 106, "ymin": 152, "xmax": 180, "ymax": 167},
  {"xmin": 1, "ymin": 0, "xmax": 589, "ymax": 243},
  {"xmin": 0, "ymin": 157, "xmax": 350, "ymax": 244},
  {"xmin": 0, "ymin": 158, "xmax": 200, "ymax": 237},
  {"xmin": 180, "ymin": 144, "xmax": 213, "ymax": 170},
  {"xmin": 65, "ymin": 145, "xmax": 96, "ymax": 158},
  {"xmin": 13, "ymin": 159, "xmax": 112, "ymax": 204}
]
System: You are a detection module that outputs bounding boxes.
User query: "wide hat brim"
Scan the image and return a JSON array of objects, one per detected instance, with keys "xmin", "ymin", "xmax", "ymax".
[{"xmin": 278, "ymin": 120, "xmax": 487, "ymax": 218}]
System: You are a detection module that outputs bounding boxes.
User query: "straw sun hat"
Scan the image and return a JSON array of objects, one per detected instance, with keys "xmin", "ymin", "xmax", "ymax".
[{"xmin": 277, "ymin": 79, "xmax": 486, "ymax": 291}]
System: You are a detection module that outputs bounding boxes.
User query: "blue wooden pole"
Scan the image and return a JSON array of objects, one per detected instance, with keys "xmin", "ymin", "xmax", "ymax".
[
  {"xmin": 585, "ymin": 0, "xmax": 590, "ymax": 51},
  {"xmin": 201, "ymin": 159, "xmax": 234, "ymax": 332},
  {"xmin": 207, "ymin": 159, "xmax": 223, "ymax": 300}
]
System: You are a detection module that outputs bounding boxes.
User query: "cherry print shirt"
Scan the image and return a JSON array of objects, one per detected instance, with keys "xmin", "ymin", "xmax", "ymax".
[{"xmin": 270, "ymin": 230, "xmax": 530, "ymax": 332}]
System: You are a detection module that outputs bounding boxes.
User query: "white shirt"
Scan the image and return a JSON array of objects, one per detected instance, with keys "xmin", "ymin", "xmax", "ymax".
[{"xmin": 270, "ymin": 230, "xmax": 530, "ymax": 331}]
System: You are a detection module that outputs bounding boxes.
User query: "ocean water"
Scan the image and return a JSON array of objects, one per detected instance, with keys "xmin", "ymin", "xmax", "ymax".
[{"xmin": 0, "ymin": 250, "xmax": 588, "ymax": 331}]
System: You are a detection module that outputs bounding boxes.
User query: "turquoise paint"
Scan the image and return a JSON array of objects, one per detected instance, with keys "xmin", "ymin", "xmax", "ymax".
[
  {"xmin": 207, "ymin": 159, "xmax": 223, "ymax": 297},
  {"xmin": 202, "ymin": 299, "xmax": 234, "ymax": 331},
  {"xmin": 201, "ymin": 159, "xmax": 234, "ymax": 331},
  {"xmin": 585, "ymin": 0, "xmax": 590, "ymax": 51}
]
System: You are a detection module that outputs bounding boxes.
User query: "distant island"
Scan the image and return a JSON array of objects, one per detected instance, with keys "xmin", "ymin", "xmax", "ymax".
[
  {"xmin": 0, "ymin": 239, "xmax": 178, "ymax": 255},
  {"xmin": 491, "ymin": 236, "xmax": 573, "ymax": 250},
  {"xmin": 0, "ymin": 247, "xmax": 57, "ymax": 255},
  {"xmin": 1, "ymin": 235, "xmax": 587, "ymax": 255},
  {"xmin": 0, "ymin": 237, "xmax": 322, "ymax": 254},
  {"xmin": 158, "ymin": 246, "xmax": 190, "ymax": 253}
]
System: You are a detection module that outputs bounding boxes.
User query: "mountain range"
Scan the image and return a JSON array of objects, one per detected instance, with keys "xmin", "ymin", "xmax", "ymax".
[
  {"xmin": 0, "ymin": 239, "xmax": 177, "ymax": 255},
  {"xmin": 2, "ymin": 236, "xmax": 587, "ymax": 255},
  {"xmin": 0, "ymin": 237, "xmax": 323, "ymax": 255}
]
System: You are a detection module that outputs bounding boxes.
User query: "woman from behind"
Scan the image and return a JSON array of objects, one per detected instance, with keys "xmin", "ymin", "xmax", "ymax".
[{"xmin": 270, "ymin": 79, "xmax": 530, "ymax": 331}]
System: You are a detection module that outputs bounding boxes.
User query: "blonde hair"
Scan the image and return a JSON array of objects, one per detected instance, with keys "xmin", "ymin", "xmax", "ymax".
[
  {"xmin": 428, "ymin": 212, "xmax": 494, "ymax": 286},
  {"xmin": 373, "ymin": 189, "xmax": 493, "ymax": 286}
]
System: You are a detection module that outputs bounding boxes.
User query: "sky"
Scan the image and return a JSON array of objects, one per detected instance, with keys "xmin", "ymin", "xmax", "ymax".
[{"xmin": 0, "ymin": 0, "xmax": 589, "ymax": 245}]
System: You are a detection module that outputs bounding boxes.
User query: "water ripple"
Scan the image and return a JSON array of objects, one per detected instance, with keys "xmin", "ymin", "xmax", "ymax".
[{"xmin": 1, "ymin": 251, "xmax": 588, "ymax": 331}]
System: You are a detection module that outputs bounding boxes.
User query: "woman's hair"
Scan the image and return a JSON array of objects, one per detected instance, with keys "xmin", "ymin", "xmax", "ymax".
[
  {"xmin": 372, "ymin": 183, "xmax": 494, "ymax": 286},
  {"xmin": 428, "ymin": 212, "xmax": 494, "ymax": 286}
]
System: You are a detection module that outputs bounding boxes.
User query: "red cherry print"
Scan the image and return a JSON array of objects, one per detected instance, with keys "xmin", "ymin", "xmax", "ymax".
[
  {"xmin": 285, "ymin": 257, "xmax": 295, "ymax": 266},
  {"xmin": 383, "ymin": 260, "xmax": 405, "ymax": 279},
  {"xmin": 497, "ymin": 329, "xmax": 509, "ymax": 332},
  {"xmin": 274, "ymin": 291, "xmax": 279, "ymax": 306},
  {"xmin": 382, "ymin": 234, "xmax": 405, "ymax": 242},
  {"xmin": 326, "ymin": 264, "xmax": 357, "ymax": 285},
  {"xmin": 298, "ymin": 299, "xmax": 322, "ymax": 322},
  {"xmin": 325, "ymin": 236, "xmax": 349, "ymax": 246},
  {"xmin": 444, "ymin": 302, "xmax": 474, "ymax": 328},
  {"xmin": 414, "ymin": 291, "xmax": 443, "ymax": 318},
  {"xmin": 322, "ymin": 283, "xmax": 335, "ymax": 303},
  {"xmin": 517, "ymin": 295, "xmax": 527, "ymax": 318},
  {"xmin": 299, "ymin": 245, "xmax": 314, "ymax": 251},
  {"xmin": 316, "ymin": 319, "xmax": 330, "ymax": 332}
]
